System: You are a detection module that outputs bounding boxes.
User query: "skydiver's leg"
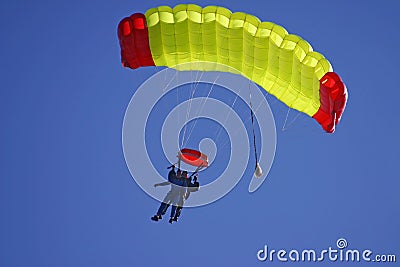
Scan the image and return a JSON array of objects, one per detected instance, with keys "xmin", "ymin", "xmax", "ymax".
[
  {"xmin": 169, "ymin": 205, "xmax": 180, "ymax": 224},
  {"xmin": 174, "ymin": 207, "xmax": 182, "ymax": 221},
  {"xmin": 151, "ymin": 202, "xmax": 167, "ymax": 221},
  {"xmin": 151, "ymin": 191, "xmax": 173, "ymax": 221},
  {"xmin": 161, "ymin": 204, "xmax": 170, "ymax": 215},
  {"xmin": 156, "ymin": 202, "xmax": 168, "ymax": 216},
  {"xmin": 158, "ymin": 190, "xmax": 174, "ymax": 216},
  {"xmin": 168, "ymin": 190, "xmax": 182, "ymax": 223},
  {"xmin": 169, "ymin": 197, "xmax": 179, "ymax": 223},
  {"xmin": 173, "ymin": 193, "xmax": 185, "ymax": 221}
]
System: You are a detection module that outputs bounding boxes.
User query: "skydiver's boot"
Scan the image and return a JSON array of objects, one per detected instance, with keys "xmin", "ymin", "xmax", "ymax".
[
  {"xmin": 151, "ymin": 215, "xmax": 159, "ymax": 221},
  {"xmin": 169, "ymin": 217, "xmax": 174, "ymax": 224}
]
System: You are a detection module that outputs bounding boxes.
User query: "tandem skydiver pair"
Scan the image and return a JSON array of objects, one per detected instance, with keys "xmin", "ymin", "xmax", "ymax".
[{"xmin": 151, "ymin": 165, "xmax": 200, "ymax": 224}]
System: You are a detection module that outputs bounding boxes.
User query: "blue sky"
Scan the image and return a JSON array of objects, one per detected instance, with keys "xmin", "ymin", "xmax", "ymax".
[{"xmin": 1, "ymin": 0, "xmax": 399, "ymax": 266}]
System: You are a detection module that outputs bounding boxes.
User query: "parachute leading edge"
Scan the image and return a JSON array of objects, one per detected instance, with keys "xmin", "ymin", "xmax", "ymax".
[{"xmin": 117, "ymin": 5, "xmax": 348, "ymax": 133}]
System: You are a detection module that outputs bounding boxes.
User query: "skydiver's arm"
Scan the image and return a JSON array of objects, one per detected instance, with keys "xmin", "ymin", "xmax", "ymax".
[
  {"xmin": 188, "ymin": 181, "xmax": 200, "ymax": 192},
  {"xmin": 154, "ymin": 182, "xmax": 171, "ymax": 187}
]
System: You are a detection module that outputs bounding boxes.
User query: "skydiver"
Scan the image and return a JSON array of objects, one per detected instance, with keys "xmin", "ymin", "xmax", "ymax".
[
  {"xmin": 151, "ymin": 166, "xmax": 185, "ymax": 222},
  {"xmin": 158, "ymin": 169, "xmax": 182, "ymax": 217},
  {"xmin": 168, "ymin": 170, "xmax": 189, "ymax": 223},
  {"xmin": 172, "ymin": 172, "xmax": 200, "ymax": 222}
]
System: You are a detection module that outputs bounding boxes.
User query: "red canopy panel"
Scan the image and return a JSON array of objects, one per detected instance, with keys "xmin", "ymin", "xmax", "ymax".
[
  {"xmin": 117, "ymin": 13, "xmax": 155, "ymax": 69},
  {"xmin": 313, "ymin": 72, "xmax": 347, "ymax": 133},
  {"xmin": 178, "ymin": 148, "xmax": 209, "ymax": 168}
]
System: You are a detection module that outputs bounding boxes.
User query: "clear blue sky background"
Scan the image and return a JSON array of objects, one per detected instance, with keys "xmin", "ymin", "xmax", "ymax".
[{"xmin": 1, "ymin": 0, "xmax": 399, "ymax": 266}]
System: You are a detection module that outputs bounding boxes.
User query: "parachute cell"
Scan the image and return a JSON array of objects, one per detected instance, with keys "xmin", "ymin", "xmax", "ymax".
[{"xmin": 117, "ymin": 4, "xmax": 347, "ymax": 133}]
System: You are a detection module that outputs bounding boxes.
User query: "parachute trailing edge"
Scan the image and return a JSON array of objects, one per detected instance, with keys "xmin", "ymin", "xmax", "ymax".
[{"xmin": 117, "ymin": 4, "xmax": 347, "ymax": 133}]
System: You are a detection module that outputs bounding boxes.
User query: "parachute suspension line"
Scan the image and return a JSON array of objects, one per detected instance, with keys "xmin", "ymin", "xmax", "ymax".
[
  {"xmin": 214, "ymin": 85, "xmax": 241, "ymax": 143},
  {"xmin": 174, "ymin": 70, "xmax": 181, "ymax": 135},
  {"xmin": 174, "ymin": 29, "xmax": 181, "ymax": 135},
  {"xmin": 189, "ymin": 70, "xmax": 204, "ymax": 96},
  {"xmin": 180, "ymin": 71, "xmax": 194, "ymax": 148},
  {"xmin": 183, "ymin": 73, "xmax": 220, "ymax": 148},
  {"xmin": 282, "ymin": 107, "xmax": 301, "ymax": 131},
  {"xmin": 248, "ymin": 82, "xmax": 263, "ymax": 178},
  {"xmin": 282, "ymin": 108, "xmax": 291, "ymax": 131},
  {"xmin": 248, "ymin": 82, "xmax": 258, "ymax": 164},
  {"xmin": 218, "ymin": 95, "xmax": 264, "ymax": 152},
  {"xmin": 180, "ymin": 70, "xmax": 205, "ymax": 149},
  {"xmin": 188, "ymin": 24, "xmax": 232, "ymax": 148},
  {"xmin": 180, "ymin": 71, "xmax": 197, "ymax": 148},
  {"xmin": 189, "ymin": 164, "xmax": 204, "ymax": 178},
  {"xmin": 161, "ymin": 70, "xmax": 178, "ymax": 92},
  {"xmin": 177, "ymin": 156, "xmax": 181, "ymax": 170}
]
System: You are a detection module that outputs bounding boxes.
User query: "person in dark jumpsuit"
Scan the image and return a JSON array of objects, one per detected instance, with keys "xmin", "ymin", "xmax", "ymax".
[
  {"xmin": 172, "ymin": 172, "xmax": 200, "ymax": 222},
  {"xmin": 158, "ymin": 169, "xmax": 182, "ymax": 218},
  {"xmin": 151, "ymin": 166, "xmax": 185, "ymax": 222},
  {"xmin": 167, "ymin": 171, "xmax": 189, "ymax": 223}
]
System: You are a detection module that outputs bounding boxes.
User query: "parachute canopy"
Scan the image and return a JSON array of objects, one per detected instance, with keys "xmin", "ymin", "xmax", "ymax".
[
  {"xmin": 178, "ymin": 148, "xmax": 209, "ymax": 168},
  {"xmin": 117, "ymin": 4, "xmax": 347, "ymax": 133}
]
